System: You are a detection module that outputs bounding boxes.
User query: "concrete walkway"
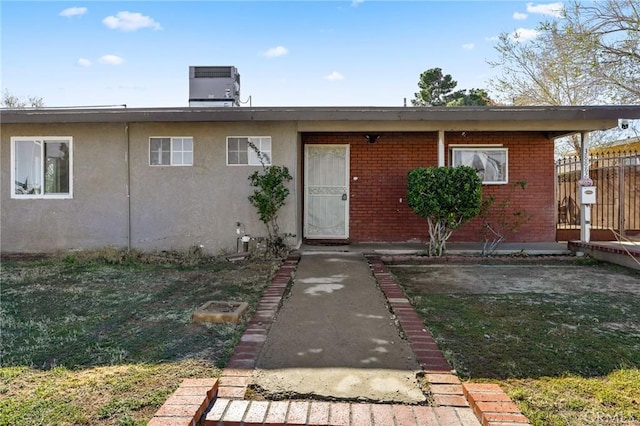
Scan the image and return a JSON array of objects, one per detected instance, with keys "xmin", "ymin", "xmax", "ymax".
[{"xmin": 253, "ymin": 252, "xmax": 425, "ymax": 403}]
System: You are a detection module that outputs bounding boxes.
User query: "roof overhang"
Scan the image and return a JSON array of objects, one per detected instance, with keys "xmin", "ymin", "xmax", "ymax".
[{"xmin": 2, "ymin": 105, "xmax": 639, "ymax": 136}]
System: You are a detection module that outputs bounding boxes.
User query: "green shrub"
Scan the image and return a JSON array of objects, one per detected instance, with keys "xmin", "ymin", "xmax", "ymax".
[
  {"xmin": 248, "ymin": 165, "xmax": 293, "ymax": 258},
  {"xmin": 407, "ymin": 166, "xmax": 482, "ymax": 256}
]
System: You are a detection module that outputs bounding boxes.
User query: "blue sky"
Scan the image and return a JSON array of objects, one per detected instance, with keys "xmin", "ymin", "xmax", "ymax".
[{"xmin": 1, "ymin": 1, "xmax": 565, "ymax": 108}]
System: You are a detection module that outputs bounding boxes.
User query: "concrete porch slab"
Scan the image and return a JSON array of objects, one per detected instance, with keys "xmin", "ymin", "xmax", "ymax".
[{"xmin": 300, "ymin": 241, "xmax": 571, "ymax": 256}]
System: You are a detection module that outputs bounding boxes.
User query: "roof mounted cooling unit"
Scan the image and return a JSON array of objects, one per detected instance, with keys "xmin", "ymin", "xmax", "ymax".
[{"xmin": 189, "ymin": 66, "xmax": 240, "ymax": 107}]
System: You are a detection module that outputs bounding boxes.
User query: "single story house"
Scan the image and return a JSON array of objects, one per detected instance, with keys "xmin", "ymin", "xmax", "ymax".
[{"xmin": 2, "ymin": 105, "xmax": 639, "ymax": 254}]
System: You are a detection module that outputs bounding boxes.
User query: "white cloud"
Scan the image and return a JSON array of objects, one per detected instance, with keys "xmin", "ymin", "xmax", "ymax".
[
  {"xmin": 351, "ymin": 0, "xmax": 365, "ymax": 6},
  {"xmin": 324, "ymin": 71, "xmax": 344, "ymax": 81},
  {"xmin": 262, "ymin": 46, "xmax": 288, "ymax": 58},
  {"xmin": 99, "ymin": 54, "xmax": 124, "ymax": 65},
  {"xmin": 485, "ymin": 35, "xmax": 500, "ymax": 42},
  {"xmin": 102, "ymin": 11, "xmax": 161, "ymax": 31},
  {"xmin": 513, "ymin": 12, "xmax": 528, "ymax": 20},
  {"xmin": 526, "ymin": 2, "xmax": 564, "ymax": 18},
  {"xmin": 462, "ymin": 43, "xmax": 475, "ymax": 50},
  {"xmin": 77, "ymin": 58, "xmax": 92, "ymax": 67},
  {"xmin": 60, "ymin": 7, "xmax": 87, "ymax": 18},
  {"xmin": 511, "ymin": 28, "xmax": 539, "ymax": 41}
]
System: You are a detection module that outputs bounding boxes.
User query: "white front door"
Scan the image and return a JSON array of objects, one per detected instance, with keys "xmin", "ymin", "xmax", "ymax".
[{"xmin": 304, "ymin": 144, "xmax": 350, "ymax": 239}]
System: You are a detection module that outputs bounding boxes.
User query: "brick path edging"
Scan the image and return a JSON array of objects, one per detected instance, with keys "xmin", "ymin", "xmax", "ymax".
[
  {"xmin": 148, "ymin": 378, "xmax": 219, "ymax": 426},
  {"xmin": 463, "ymin": 383, "xmax": 530, "ymax": 426},
  {"xmin": 218, "ymin": 252, "xmax": 302, "ymax": 399},
  {"xmin": 151, "ymin": 251, "xmax": 530, "ymax": 425},
  {"xmin": 569, "ymin": 240, "xmax": 640, "ymax": 258},
  {"xmin": 148, "ymin": 252, "xmax": 301, "ymax": 426},
  {"xmin": 366, "ymin": 254, "xmax": 530, "ymax": 426}
]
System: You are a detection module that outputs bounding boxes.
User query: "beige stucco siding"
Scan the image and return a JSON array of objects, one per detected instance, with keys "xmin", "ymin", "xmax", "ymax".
[
  {"xmin": 1, "ymin": 123, "xmax": 129, "ymax": 252},
  {"xmin": 1, "ymin": 121, "xmax": 300, "ymax": 254},
  {"xmin": 127, "ymin": 121, "xmax": 299, "ymax": 254}
]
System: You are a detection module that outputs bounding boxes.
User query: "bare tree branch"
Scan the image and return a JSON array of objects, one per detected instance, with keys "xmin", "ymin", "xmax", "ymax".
[
  {"xmin": 2, "ymin": 90, "xmax": 45, "ymax": 108},
  {"xmin": 489, "ymin": 0, "xmax": 639, "ymax": 106}
]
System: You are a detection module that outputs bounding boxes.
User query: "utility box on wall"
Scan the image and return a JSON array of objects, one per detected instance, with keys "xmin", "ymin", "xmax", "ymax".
[{"xmin": 579, "ymin": 186, "xmax": 597, "ymax": 204}]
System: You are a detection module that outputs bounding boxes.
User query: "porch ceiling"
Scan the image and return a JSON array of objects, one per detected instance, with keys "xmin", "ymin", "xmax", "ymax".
[{"xmin": 3, "ymin": 105, "xmax": 639, "ymax": 133}]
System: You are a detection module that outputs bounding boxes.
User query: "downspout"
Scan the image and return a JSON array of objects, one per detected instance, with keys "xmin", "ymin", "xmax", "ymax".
[
  {"xmin": 125, "ymin": 122, "xmax": 132, "ymax": 251},
  {"xmin": 438, "ymin": 130, "xmax": 445, "ymax": 167},
  {"xmin": 296, "ymin": 129, "xmax": 303, "ymax": 248}
]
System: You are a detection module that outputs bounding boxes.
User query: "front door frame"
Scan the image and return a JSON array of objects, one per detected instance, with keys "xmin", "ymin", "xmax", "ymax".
[{"xmin": 303, "ymin": 144, "xmax": 350, "ymax": 239}]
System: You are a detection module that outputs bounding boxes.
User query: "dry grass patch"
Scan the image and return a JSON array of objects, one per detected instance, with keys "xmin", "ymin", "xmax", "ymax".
[
  {"xmin": 0, "ymin": 360, "xmax": 216, "ymax": 425},
  {"xmin": 0, "ymin": 248, "xmax": 281, "ymax": 425}
]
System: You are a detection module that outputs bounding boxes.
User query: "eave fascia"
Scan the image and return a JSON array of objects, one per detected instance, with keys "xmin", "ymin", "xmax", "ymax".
[
  {"xmin": 2, "ymin": 105, "xmax": 638, "ymax": 130},
  {"xmin": 296, "ymin": 119, "xmax": 618, "ymax": 133}
]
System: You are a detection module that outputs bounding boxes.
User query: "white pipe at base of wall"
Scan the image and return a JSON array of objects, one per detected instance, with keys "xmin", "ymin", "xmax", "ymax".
[{"xmin": 580, "ymin": 205, "xmax": 591, "ymax": 243}]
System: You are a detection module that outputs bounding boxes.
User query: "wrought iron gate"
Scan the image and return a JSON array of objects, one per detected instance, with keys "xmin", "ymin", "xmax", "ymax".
[{"xmin": 556, "ymin": 150, "xmax": 640, "ymax": 239}]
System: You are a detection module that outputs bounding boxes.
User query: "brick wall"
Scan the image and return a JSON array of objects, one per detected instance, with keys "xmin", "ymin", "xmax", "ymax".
[
  {"xmin": 302, "ymin": 131, "xmax": 556, "ymax": 243},
  {"xmin": 445, "ymin": 132, "xmax": 556, "ymax": 242}
]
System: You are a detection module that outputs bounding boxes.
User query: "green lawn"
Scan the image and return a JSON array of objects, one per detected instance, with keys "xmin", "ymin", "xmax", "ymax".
[
  {"xmin": 0, "ymin": 249, "xmax": 279, "ymax": 426},
  {"xmin": 390, "ymin": 259, "xmax": 640, "ymax": 426}
]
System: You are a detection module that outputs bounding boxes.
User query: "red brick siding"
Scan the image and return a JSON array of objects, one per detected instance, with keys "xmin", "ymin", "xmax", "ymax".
[
  {"xmin": 302, "ymin": 131, "xmax": 555, "ymax": 243},
  {"xmin": 444, "ymin": 132, "xmax": 556, "ymax": 242}
]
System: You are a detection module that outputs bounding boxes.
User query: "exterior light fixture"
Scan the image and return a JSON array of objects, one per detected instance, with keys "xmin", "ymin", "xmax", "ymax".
[{"xmin": 364, "ymin": 134, "xmax": 381, "ymax": 144}]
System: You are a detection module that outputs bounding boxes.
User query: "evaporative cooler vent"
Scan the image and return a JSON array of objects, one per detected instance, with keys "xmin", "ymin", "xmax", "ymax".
[{"xmin": 189, "ymin": 66, "xmax": 240, "ymax": 107}]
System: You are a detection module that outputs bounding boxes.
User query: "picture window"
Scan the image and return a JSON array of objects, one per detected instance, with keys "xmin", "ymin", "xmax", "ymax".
[
  {"xmin": 11, "ymin": 137, "xmax": 73, "ymax": 199},
  {"xmin": 451, "ymin": 147, "xmax": 508, "ymax": 184}
]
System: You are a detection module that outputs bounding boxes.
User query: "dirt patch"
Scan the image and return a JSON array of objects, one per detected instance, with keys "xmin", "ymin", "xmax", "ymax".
[
  {"xmin": 389, "ymin": 262, "xmax": 640, "ymax": 295},
  {"xmin": 388, "ymin": 258, "xmax": 640, "ymax": 379}
]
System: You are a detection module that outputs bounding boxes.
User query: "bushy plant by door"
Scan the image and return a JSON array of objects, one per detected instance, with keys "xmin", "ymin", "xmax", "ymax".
[
  {"xmin": 407, "ymin": 166, "xmax": 482, "ymax": 256},
  {"xmin": 248, "ymin": 165, "xmax": 293, "ymax": 258}
]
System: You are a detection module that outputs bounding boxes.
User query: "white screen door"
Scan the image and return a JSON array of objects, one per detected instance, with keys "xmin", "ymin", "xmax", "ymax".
[{"xmin": 304, "ymin": 144, "xmax": 350, "ymax": 239}]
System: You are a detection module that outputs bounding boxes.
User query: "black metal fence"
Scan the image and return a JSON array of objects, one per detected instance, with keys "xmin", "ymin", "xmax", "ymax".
[{"xmin": 556, "ymin": 150, "xmax": 640, "ymax": 234}]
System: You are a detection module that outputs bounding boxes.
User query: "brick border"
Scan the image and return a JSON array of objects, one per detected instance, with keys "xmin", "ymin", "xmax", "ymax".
[
  {"xmin": 218, "ymin": 252, "xmax": 301, "ymax": 399},
  {"xmin": 569, "ymin": 240, "xmax": 640, "ymax": 258},
  {"xmin": 149, "ymin": 252, "xmax": 300, "ymax": 426},
  {"xmin": 463, "ymin": 384, "xmax": 530, "ymax": 426},
  {"xmin": 148, "ymin": 378, "xmax": 218, "ymax": 426},
  {"xmin": 568, "ymin": 240, "xmax": 640, "ymax": 271},
  {"xmin": 366, "ymin": 254, "xmax": 454, "ymax": 374},
  {"xmin": 366, "ymin": 254, "xmax": 530, "ymax": 426}
]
